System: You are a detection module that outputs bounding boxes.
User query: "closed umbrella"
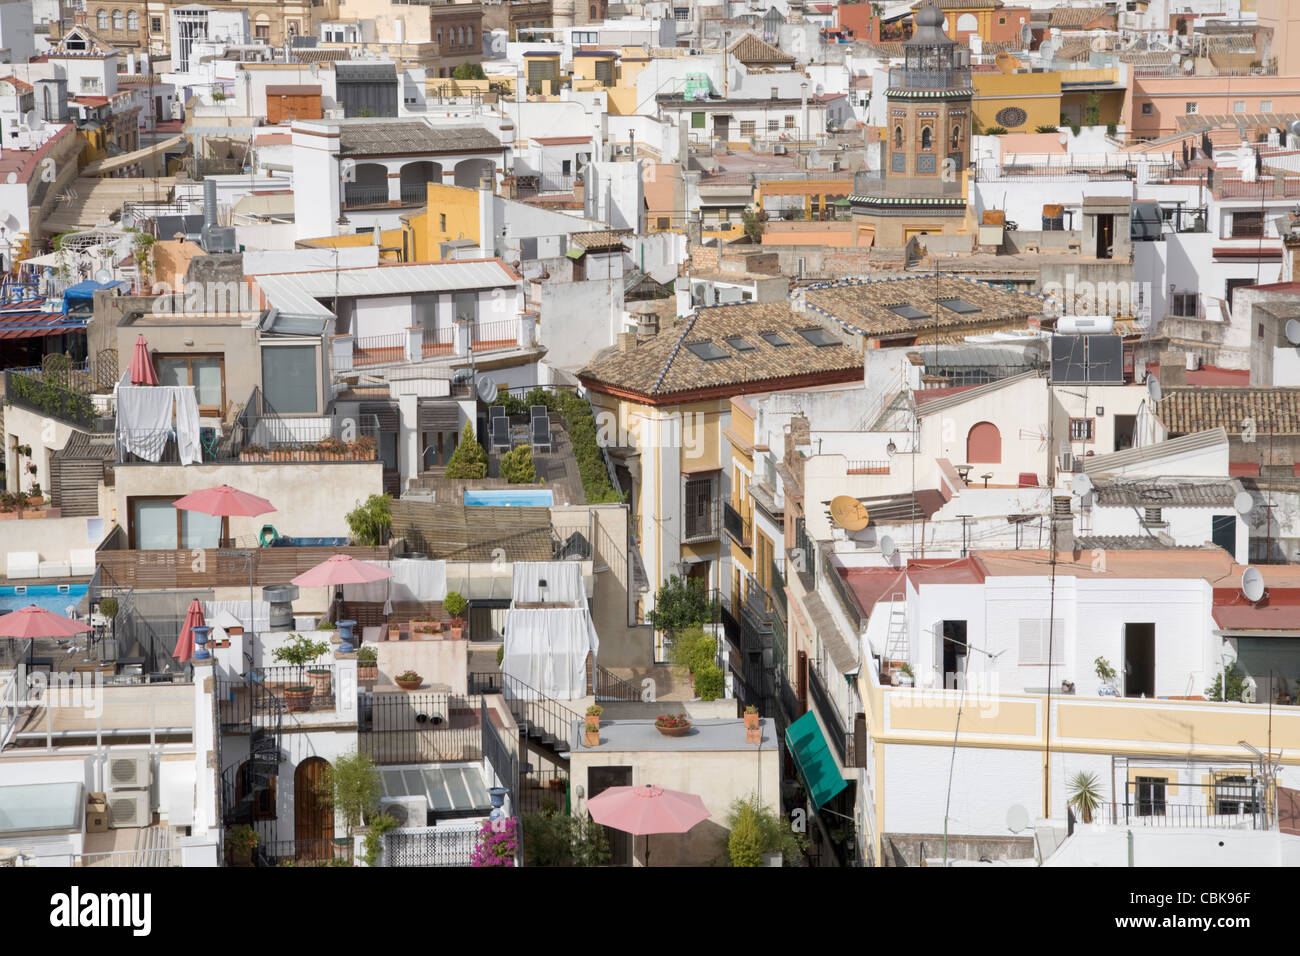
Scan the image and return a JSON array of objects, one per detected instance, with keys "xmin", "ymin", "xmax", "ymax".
[
  {"xmin": 292, "ymin": 555, "xmax": 391, "ymax": 653},
  {"xmin": 586, "ymin": 784, "xmax": 710, "ymax": 867},
  {"xmin": 174, "ymin": 599, "xmax": 205, "ymax": 663},
  {"xmin": 129, "ymin": 334, "xmax": 159, "ymax": 386}
]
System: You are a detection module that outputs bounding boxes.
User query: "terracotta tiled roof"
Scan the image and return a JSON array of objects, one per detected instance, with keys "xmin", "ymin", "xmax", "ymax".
[
  {"xmin": 798, "ymin": 275, "xmax": 1047, "ymax": 340},
  {"xmin": 1046, "ymin": 5, "xmax": 1113, "ymax": 28},
  {"xmin": 1156, "ymin": 386, "xmax": 1300, "ymax": 436},
  {"xmin": 0, "ymin": 76, "xmax": 34, "ymax": 92},
  {"xmin": 570, "ymin": 229, "xmax": 632, "ymax": 251},
  {"xmin": 291, "ymin": 49, "xmax": 353, "ymax": 64},
  {"xmin": 578, "ymin": 303, "xmax": 862, "ymax": 401},
  {"xmin": 727, "ymin": 32, "xmax": 796, "ymax": 66}
]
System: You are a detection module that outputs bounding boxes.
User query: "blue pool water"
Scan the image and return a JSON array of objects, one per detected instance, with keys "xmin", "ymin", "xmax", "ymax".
[
  {"xmin": 464, "ymin": 489, "xmax": 554, "ymax": 507},
  {"xmin": 0, "ymin": 584, "xmax": 90, "ymax": 614}
]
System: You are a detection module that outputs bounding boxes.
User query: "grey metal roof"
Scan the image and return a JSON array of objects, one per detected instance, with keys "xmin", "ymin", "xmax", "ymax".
[
  {"xmin": 1073, "ymin": 535, "xmax": 1219, "ymax": 552},
  {"xmin": 53, "ymin": 430, "xmax": 115, "ymax": 461},
  {"xmin": 913, "ymin": 369, "xmax": 1039, "ymax": 415},
  {"xmin": 254, "ymin": 261, "xmax": 518, "ymax": 318},
  {"xmin": 1082, "ymin": 428, "xmax": 1229, "ymax": 474},
  {"xmin": 338, "ymin": 122, "xmax": 503, "ymax": 157},
  {"xmin": 334, "ymin": 62, "xmax": 397, "ymax": 83},
  {"xmin": 1089, "ymin": 477, "xmax": 1242, "ymax": 509}
]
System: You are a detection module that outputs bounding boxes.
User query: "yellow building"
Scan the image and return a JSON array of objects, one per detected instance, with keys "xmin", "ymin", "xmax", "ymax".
[{"xmin": 972, "ymin": 70, "xmax": 1061, "ymax": 132}]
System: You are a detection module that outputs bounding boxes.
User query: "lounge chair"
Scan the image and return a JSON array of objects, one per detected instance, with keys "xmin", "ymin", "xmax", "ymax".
[
  {"xmin": 38, "ymin": 561, "xmax": 71, "ymax": 578},
  {"xmin": 69, "ymin": 549, "xmax": 96, "ymax": 577},
  {"xmin": 531, "ymin": 415, "xmax": 552, "ymax": 454},
  {"xmin": 491, "ymin": 415, "xmax": 512, "ymax": 452},
  {"xmin": 530, "ymin": 405, "xmax": 548, "ymax": 421},
  {"xmin": 489, "ymin": 405, "xmax": 506, "ymax": 424}
]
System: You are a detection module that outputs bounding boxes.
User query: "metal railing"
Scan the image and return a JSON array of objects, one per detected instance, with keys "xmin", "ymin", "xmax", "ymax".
[
  {"xmin": 255, "ymin": 664, "xmax": 336, "ymax": 713},
  {"xmin": 78, "ymin": 846, "xmax": 181, "ymax": 867},
  {"xmin": 887, "ymin": 67, "xmax": 971, "ymax": 90},
  {"xmin": 820, "ymin": 545, "xmax": 863, "ymax": 634},
  {"xmin": 421, "ymin": 325, "xmax": 455, "ymax": 357},
  {"xmin": 384, "ymin": 825, "xmax": 476, "ymax": 867},
  {"xmin": 262, "ymin": 838, "xmax": 354, "ymax": 866},
  {"xmin": 481, "ymin": 698, "xmax": 518, "ymax": 811},
  {"xmin": 594, "ymin": 665, "xmax": 642, "ymax": 702},
  {"xmin": 470, "ymin": 318, "xmax": 518, "ymax": 352},
  {"xmin": 845, "ymin": 459, "xmax": 890, "ymax": 475},
  {"xmin": 1112, "ymin": 778, "xmax": 1264, "ymax": 829},
  {"xmin": 807, "ymin": 665, "xmax": 857, "ymax": 768},
  {"xmin": 400, "ymin": 182, "xmax": 433, "ymax": 205},
  {"xmin": 723, "ymin": 501, "xmax": 751, "ymax": 549},
  {"xmin": 354, "ymin": 332, "xmax": 407, "ymax": 366},
  {"xmin": 4, "ymin": 370, "xmax": 97, "ymax": 429},
  {"xmin": 359, "ymin": 691, "xmax": 483, "ymax": 764},
  {"xmin": 343, "ymin": 184, "xmax": 391, "ymax": 208},
  {"xmin": 497, "ymin": 671, "xmax": 584, "ymax": 751}
]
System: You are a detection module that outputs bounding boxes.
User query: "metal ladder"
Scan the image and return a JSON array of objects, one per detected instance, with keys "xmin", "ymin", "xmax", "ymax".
[{"xmin": 883, "ymin": 592, "xmax": 908, "ymax": 664}]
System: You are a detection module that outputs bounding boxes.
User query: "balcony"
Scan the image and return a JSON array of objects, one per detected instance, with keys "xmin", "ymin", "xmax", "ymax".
[
  {"xmin": 807, "ymin": 664, "xmax": 862, "ymax": 768},
  {"xmin": 682, "ymin": 475, "xmax": 720, "ymax": 544},
  {"xmin": 359, "ymin": 690, "xmax": 485, "ymax": 764},
  {"xmin": 887, "ymin": 67, "xmax": 972, "ymax": 91},
  {"xmin": 342, "ymin": 184, "xmax": 391, "ymax": 210},
  {"xmin": 723, "ymin": 501, "xmax": 751, "ymax": 552}
]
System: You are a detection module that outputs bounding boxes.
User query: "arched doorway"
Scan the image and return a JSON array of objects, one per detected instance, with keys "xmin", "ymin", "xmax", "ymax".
[
  {"xmin": 345, "ymin": 162, "xmax": 388, "ymax": 208},
  {"xmin": 294, "ymin": 757, "xmax": 333, "ymax": 858},
  {"xmin": 399, "ymin": 160, "xmax": 441, "ymax": 206},
  {"xmin": 454, "ymin": 157, "xmax": 495, "ymax": 188},
  {"xmin": 966, "ymin": 422, "xmax": 1001, "ymax": 463}
]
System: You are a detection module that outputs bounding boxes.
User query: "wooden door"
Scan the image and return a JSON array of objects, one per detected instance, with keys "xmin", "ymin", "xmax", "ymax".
[{"xmin": 294, "ymin": 757, "xmax": 333, "ymax": 859}]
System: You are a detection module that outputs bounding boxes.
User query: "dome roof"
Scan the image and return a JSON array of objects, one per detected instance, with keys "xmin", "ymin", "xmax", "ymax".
[{"xmin": 915, "ymin": 0, "xmax": 943, "ymax": 27}]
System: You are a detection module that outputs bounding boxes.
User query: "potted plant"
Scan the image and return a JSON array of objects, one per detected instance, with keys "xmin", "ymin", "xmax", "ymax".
[
  {"xmin": 357, "ymin": 645, "xmax": 378, "ymax": 684},
  {"xmin": 585, "ymin": 704, "xmax": 603, "ymax": 728},
  {"xmin": 240, "ymin": 444, "xmax": 268, "ymax": 462},
  {"xmin": 226, "ymin": 824, "xmax": 258, "ymax": 866},
  {"xmin": 584, "ymin": 722, "xmax": 600, "ymax": 746},
  {"xmin": 0, "ymin": 492, "xmax": 18, "ymax": 519},
  {"xmin": 307, "ymin": 664, "xmax": 332, "ymax": 697},
  {"xmin": 395, "ymin": 670, "xmax": 423, "ymax": 691},
  {"xmin": 549, "ymin": 774, "xmax": 568, "ymax": 793},
  {"xmin": 898, "ymin": 662, "xmax": 915, "ymax": 687},
  {"xmin": 1095, "ymin": 656, "xmax": 1118, "ymax": 696},
  {"xmin": 25, "ymin": 484, "xmax": 43, "ymax": 508},
  {"xmin": 654, "ymin": 713, "xmax": 692, "ymax": 737},
  {"xmin": 448, "ymin": 617, "xmax": 466, "ymax": 639},
  {"xmin": 744, "ymin": 705, "xmax": 759, "ymax": 730},
  {"xmin": 271, "ymin": 633, "xmax": 331, "ymax": 712}
]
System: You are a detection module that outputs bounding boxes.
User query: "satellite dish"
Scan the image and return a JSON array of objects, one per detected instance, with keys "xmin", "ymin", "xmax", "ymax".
[
  {"xmin": 829, "ymin": 495, "xmax": 870, "ymax": 532},
  {"xmin": 880, "ymin": 534, "xmax": 896, "ymax": 559},
  {"xmin": 1006, "ymin": 804, "xmax": 1030, "ymax": 834},
  {"xmin": 93, "ymin": 268, "xmax": 113, "ymax": 283},
  {"xmin": 1234, "ymin": 491, "xmax": 1254, "ymax": 516},
  {"xmin": 476, "ymin": 375, "xmax": 498, "ymax": 403},
  {"xmin": 1220, "ymin": 639, "xmax": 1238, "ymax": 667},
  {"xmin": 1146, "ymin": 374, "xmax": 1162, "ymax": 404},
  {"xmin": 1070, "ymin": 473, "xmax": 1093, "ymax": 497},
  {"xmin": 1241, "ymin": 566, "xmax": 1265, "ymax": 603},
  {"xmin": 1286, "ymin": 319, "xmax": 1300, "ymax": 345}
]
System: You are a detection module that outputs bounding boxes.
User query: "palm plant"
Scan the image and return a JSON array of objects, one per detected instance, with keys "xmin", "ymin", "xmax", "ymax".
[{"xmin": 1067, "ymin": 771, "xmax": 1103, "ymax": 824}]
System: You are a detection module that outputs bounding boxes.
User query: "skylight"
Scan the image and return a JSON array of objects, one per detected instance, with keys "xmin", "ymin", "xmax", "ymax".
[
  {"xmin": 938, "ymin": 297, "xmax": 982, "ymax": 314},
  {"xmin": 795, "ymin": 326, "xmax": 840, "ymax": 347},
  {"xmin": 686, "ymin": 340, "xmax": 731, "ymax": 361},
  {"xmin": 886, "ymin": 303, "xmax": 930, "ymax": 321},
  {"xmin": 724, "ymin": 334, "xmax": 757, "ymax": 352},
  {"xmin": 760, "ymin": 331, "xmax": 791, "ymax": 347}
]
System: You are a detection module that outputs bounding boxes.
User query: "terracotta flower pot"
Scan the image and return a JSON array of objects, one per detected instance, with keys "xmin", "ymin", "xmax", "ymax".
[
  {"xmin": 358, "ymin": 662, "xmax": 378, "ymax": 683},
  {"xmin": 584, "ymin": 730, "xmax": 600, "ymax": 747},
  {"xmin": 307, "ymin": 669, "xmax": 331, "ymax": 696},
  {"xmin": 395, "ymin": 677, "xmax": 422, "ymax": 690},
  {"xmin": 744, "ymin": 712, "xmax": 759, "ymax": 730},
  {"xmin": 746, "ymin": 727, "xmax": 762, "ymax": 745},
  {"xmin": 284, "ymin": 686, "xmax": 314, "ymax": 712},
  {"xmin": 655, "ymin": 722, "xmax": 691, "ymax": 737}
]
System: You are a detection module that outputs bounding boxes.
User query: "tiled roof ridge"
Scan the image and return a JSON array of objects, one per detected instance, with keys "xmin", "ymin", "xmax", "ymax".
[{"xmin": 652, "ymin": 310, "xmax": 700, "ymax": 395}]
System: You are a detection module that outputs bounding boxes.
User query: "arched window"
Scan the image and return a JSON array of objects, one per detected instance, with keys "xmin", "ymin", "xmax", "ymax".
[
  {"xmin": 96, "ymin": 9, "xmax": 108, "ymax": 29},
  {"xmin": 894, "ymin": 125, "xmax": 903, "ymax": 148},
  {"xmin": 127, "ymin": 10, "xmax": 137, "ymax": 30},
  {"xmin": 112, "ymin": 9, "xmax": 123, "ymax": 29},
  {"xmin": 466, "ymin": 27, "xmax": 473, "ymax": 46},
  {"xmin": 967, "ymin": 422, "xmax": 1002, "ymax": 464},
  {"xmin": 590, "ymin": 4, "xmax": 598, "ymax": 17},
  {"xmin": 457, "ymin": 26, "xmax": 463, "ymax": 45},
  {"xmin": 956, "ymin": 12, "xmax": 978, "ymax": 32},
  {"xmin": 950, "ymin": 123, "xmax": 961, "ymax": 151},
  {"xmin": 921, "ymin": 126, "xmax": 932, "ymax": 150}
]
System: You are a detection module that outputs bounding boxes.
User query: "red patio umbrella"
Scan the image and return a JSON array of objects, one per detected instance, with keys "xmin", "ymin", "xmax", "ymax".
[
  {"xmin": 173, "ymin": 599, "xmax": 205, "ymax": 663},
  {"xmin": 586, "ymin": 784, "xmax": 710, "ymax": 867},
  {"xmin": 0, "ymin": 605, "xmax": 92, "ymax": 668},
  {"xmin": 172, "ymin": 484, "xmax": 275, "ymax": 518},
  {"xmin": 129, "ymin": 334, "xmax": 159, "ymax": 386},
  {"xmin": 291, "ymin": 554, "xmax": 392, "ymax": 588}
]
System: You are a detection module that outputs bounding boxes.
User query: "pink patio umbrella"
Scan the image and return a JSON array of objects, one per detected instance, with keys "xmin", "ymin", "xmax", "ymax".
[
  {"xmin": 0, "ymin": 605, "xmax": 92, "ymax": 668},
  {"xmin": 292, "ymin": 555, "xmax": 392, "ymax": 653},
  {"xmin": 173, "ymin": 484, "xmax": 276, "ymax": 549},
  {"xmin": 585, "ymin": 784, "xmax": 711, "ymax": 867},
  {"xmin": 129, "ymin": 334, "xmax": 159, "ymax": 386},
  {"xmin": 173, "ymin": 599, "xmax": 205, "ymax": 663}
]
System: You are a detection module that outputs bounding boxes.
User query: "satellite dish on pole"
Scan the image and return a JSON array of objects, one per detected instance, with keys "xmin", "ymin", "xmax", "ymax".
[
  {"xmin": 830, "ymin": 495, "xmax": 870, "ymax": 532},
  {"xmin": 93, "ymin": 268, "xmax": 113, "ymax": 283},
  {"xmin": 1146, "ymin": 374, "xmax": 1162, "ymax": 404},
  {"xmin": 1241, "ymin": 566, "xmax": 1265, "ymax": 603},
  {"xmin": 880, "ymin": 534, "xmax": 896, "ymax": 559},
  {"xmin": 1006, "ymin": 804, "xmax": 1030, "ymax": 834},
  {"xmin": 1286, "ymin": 319, "xmax": 1300, "ymax": 345},
  {"xmin": 1070, "ymin": 473, "xmax": 1093, "ymax": 498},
  {"xmin": 1234, "ymin": 491, "xmax": 1255, "ymax": 516},
  {"xmin": 476, "ymin": 375, "xmax": 498, "ymax": 404}
]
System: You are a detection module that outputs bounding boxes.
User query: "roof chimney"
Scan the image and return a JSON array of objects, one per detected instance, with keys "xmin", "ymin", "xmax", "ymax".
[
  {"xmin": 1157, "ymin": 350, "xmax": 1187, "ymax": 387},
  {"xmin": 618, "ymin": 331, "xmax": 638, "ymax": 352},
  {"xmin": 203, "ymin": 178, "xmax": 218, "ymax": 231}
]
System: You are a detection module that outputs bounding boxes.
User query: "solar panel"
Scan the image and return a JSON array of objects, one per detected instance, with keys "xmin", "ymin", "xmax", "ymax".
[
  {"xmin": 686, "ymin": 340, "xmax": 730, "ymax": 361},
  {"xmin": 760, "ymin": 331, "xmax": 791, "ymax": 347},
  {"xmin": 795, "ymin": 326, "xmax": 840, "ymax": 347},
  {"xmin": 887, "ymin": 303, "xmax": 930, "ymax": 320},
  {"xmin": 938, "ymin": 297, "xmax": 981, "ymax": 314},
  {"xmin": 1050, "ymin": 333, "xmax": 1123, "ymax": 384},
  {"xmin": 724, "ymin": 334, "xmax": 756, "ymax": 352}
]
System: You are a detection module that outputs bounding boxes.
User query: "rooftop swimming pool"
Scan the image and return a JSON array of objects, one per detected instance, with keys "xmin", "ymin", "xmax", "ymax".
[
  {"xmin": 463, "ymin": 489, "xmax": 554, "ymax": 507},
  {"xmin": 0, "ymin": 584, "xmax": 89, "ymax": 615}
]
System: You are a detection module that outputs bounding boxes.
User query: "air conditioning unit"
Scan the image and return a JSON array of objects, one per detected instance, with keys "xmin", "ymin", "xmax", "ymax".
[
  {"xmin": 773, "ymin": 143, "xmax": 787, "ymax": 155},
  {"xmin": 108, "ymin": 754, "xmax": 151, "ymax": 791},
  {"xmin": 379, "ymin": 796, "xmax": 428, "ymax": 829},
  {"xmin": 107, "ymin": 791, "xmax": 151, "ymax": 828}
]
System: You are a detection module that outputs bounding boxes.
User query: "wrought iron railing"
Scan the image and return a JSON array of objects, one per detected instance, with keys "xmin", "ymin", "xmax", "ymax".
[
  {"xmin": 481, "ymin": 698, "xmax": 518, "ymax": 815},
  {"xmin": 594, "ymin": 664, "xmax": 642, "ymax": 702},
  {"xmin": 723, "ymin": 501, "xmax": 751, "ymax": 549},
  {"xmin": 807, "ymin": 665, "xmax": 856, "ymax": 767},
  {"xmin": 496, "ymin": 671, "xmax": 585, "ymax": 751},
  {"xmin": 4, "ymin": 370, "xmax": 97, "ymax": 428},
  {"xmin": 384, "ymin": 826, "xmax": 476, "ymax": 867},
  {"xmin": 359, "ymin": 691, "xmax": 483, "ymax": 764},
  {"xmin": 354, "ymin": 332, "xmax": 407, "ymax": 366},
  {"xmin": 820, "ymin": 545, "xmax": 863, "ymax": 634},
  {"xmin": 470, "ymin": 318, "xmax": 518, "ymax": 352},
  {"xmin": 262, "ymin": 839, "xmax": 354, "ymax": 866},
  {"xmin": 343, "ymin": 184, "xmax": 390, "ymax": 208},
  {"xmin": 887, "ymin": 67, "xmax": 971, "ymax": 90}
]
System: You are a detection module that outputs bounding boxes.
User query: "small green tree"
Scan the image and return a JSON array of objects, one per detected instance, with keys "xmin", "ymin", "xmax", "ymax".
[
  {"xmin": 647, "ymin": 575, "xmax": 713, "ymax": 633},
  {"xmin": 443, "ymin": 590, "xmax": 468, "ymax": 618},
  {"xmin": 1035, "ymin": 124, "xmax": 1059, "ymax": 133},
  {"xmin": 1084, "ymin": 92, "xmax": 1101, "ymax": 127},
  {"xmin": 1206, "ymin": 662, "xmax": 1247, "ymax": 702},
  {"xmin": 444, "ymin": 421, "xmax": 488, "ymax": 479},
  {"xmin": 670, "ymin": 625, "xmax": 716, "ymax": 674},
  {"xmin": 346, "ymin": 493, "xmax": 392, "ymax": 546},
  {"xmin": 361, "ymin": 812, "xmax": 399, "ymax": 866},
  {"xmin": 694, "ymin": 662, "xmax": 725, "ymax": 701},
  {"xmin": 271, "ymin": 633, "xmax": 331, "ymax": 689},
  {"xmin": 453, "ymin": 62, "xmax": 487, "ymax": 80},
  {"xmin": 326, "ymin": 750, "xmax": 382, "ymax": 840},
  {"xmin": 728, "ymin": 800, "xmax": 764, "ymax": 866},
  {"xmin": 726, "ymin": 794, "xmax": 806, "ymax": 865},
  {"xmin": 570, "ymin": 813, "xmax": 611, "ymax": 866},
  {"xmin": 1067, "ymin": 771, "xmax": 1103, "ymax": 824},
  {"xmin": 499, "ymin": 444, "xmax": 537, "ymax": 483},
  {"xmin": 741, "ymin": 206, "xmax": 766, "ymax": 243}
]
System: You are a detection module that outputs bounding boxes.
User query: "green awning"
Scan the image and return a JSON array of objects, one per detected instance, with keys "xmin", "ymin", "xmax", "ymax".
[
  {"xmin": 785, "ymin": 710, "xmax": 848, "ymax": 807},
  {"xmin": 566, "ymin": 247, "xmax": 586, "ymax": 259}
]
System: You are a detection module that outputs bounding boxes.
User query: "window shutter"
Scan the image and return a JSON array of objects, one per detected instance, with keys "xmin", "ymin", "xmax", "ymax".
[{"xmin": 1018, "ymin": 618, "xmax": 1042, "ymax": 664}]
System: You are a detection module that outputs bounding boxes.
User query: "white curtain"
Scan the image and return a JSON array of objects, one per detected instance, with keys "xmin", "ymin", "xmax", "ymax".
[
  {"xmin": 511, "ymin": 561, "xmax": 583, "ymax": 605},
  {"xmin": 342, "ymin": 559, "xmax": 447, "ymax": 603},
  {"xmin": 116, "ymin": 385, "xmax": 203, "ymax": 465},
  {"xmin": 501, "ymin": 607, "xmax": 599, "ymax": 700}
]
